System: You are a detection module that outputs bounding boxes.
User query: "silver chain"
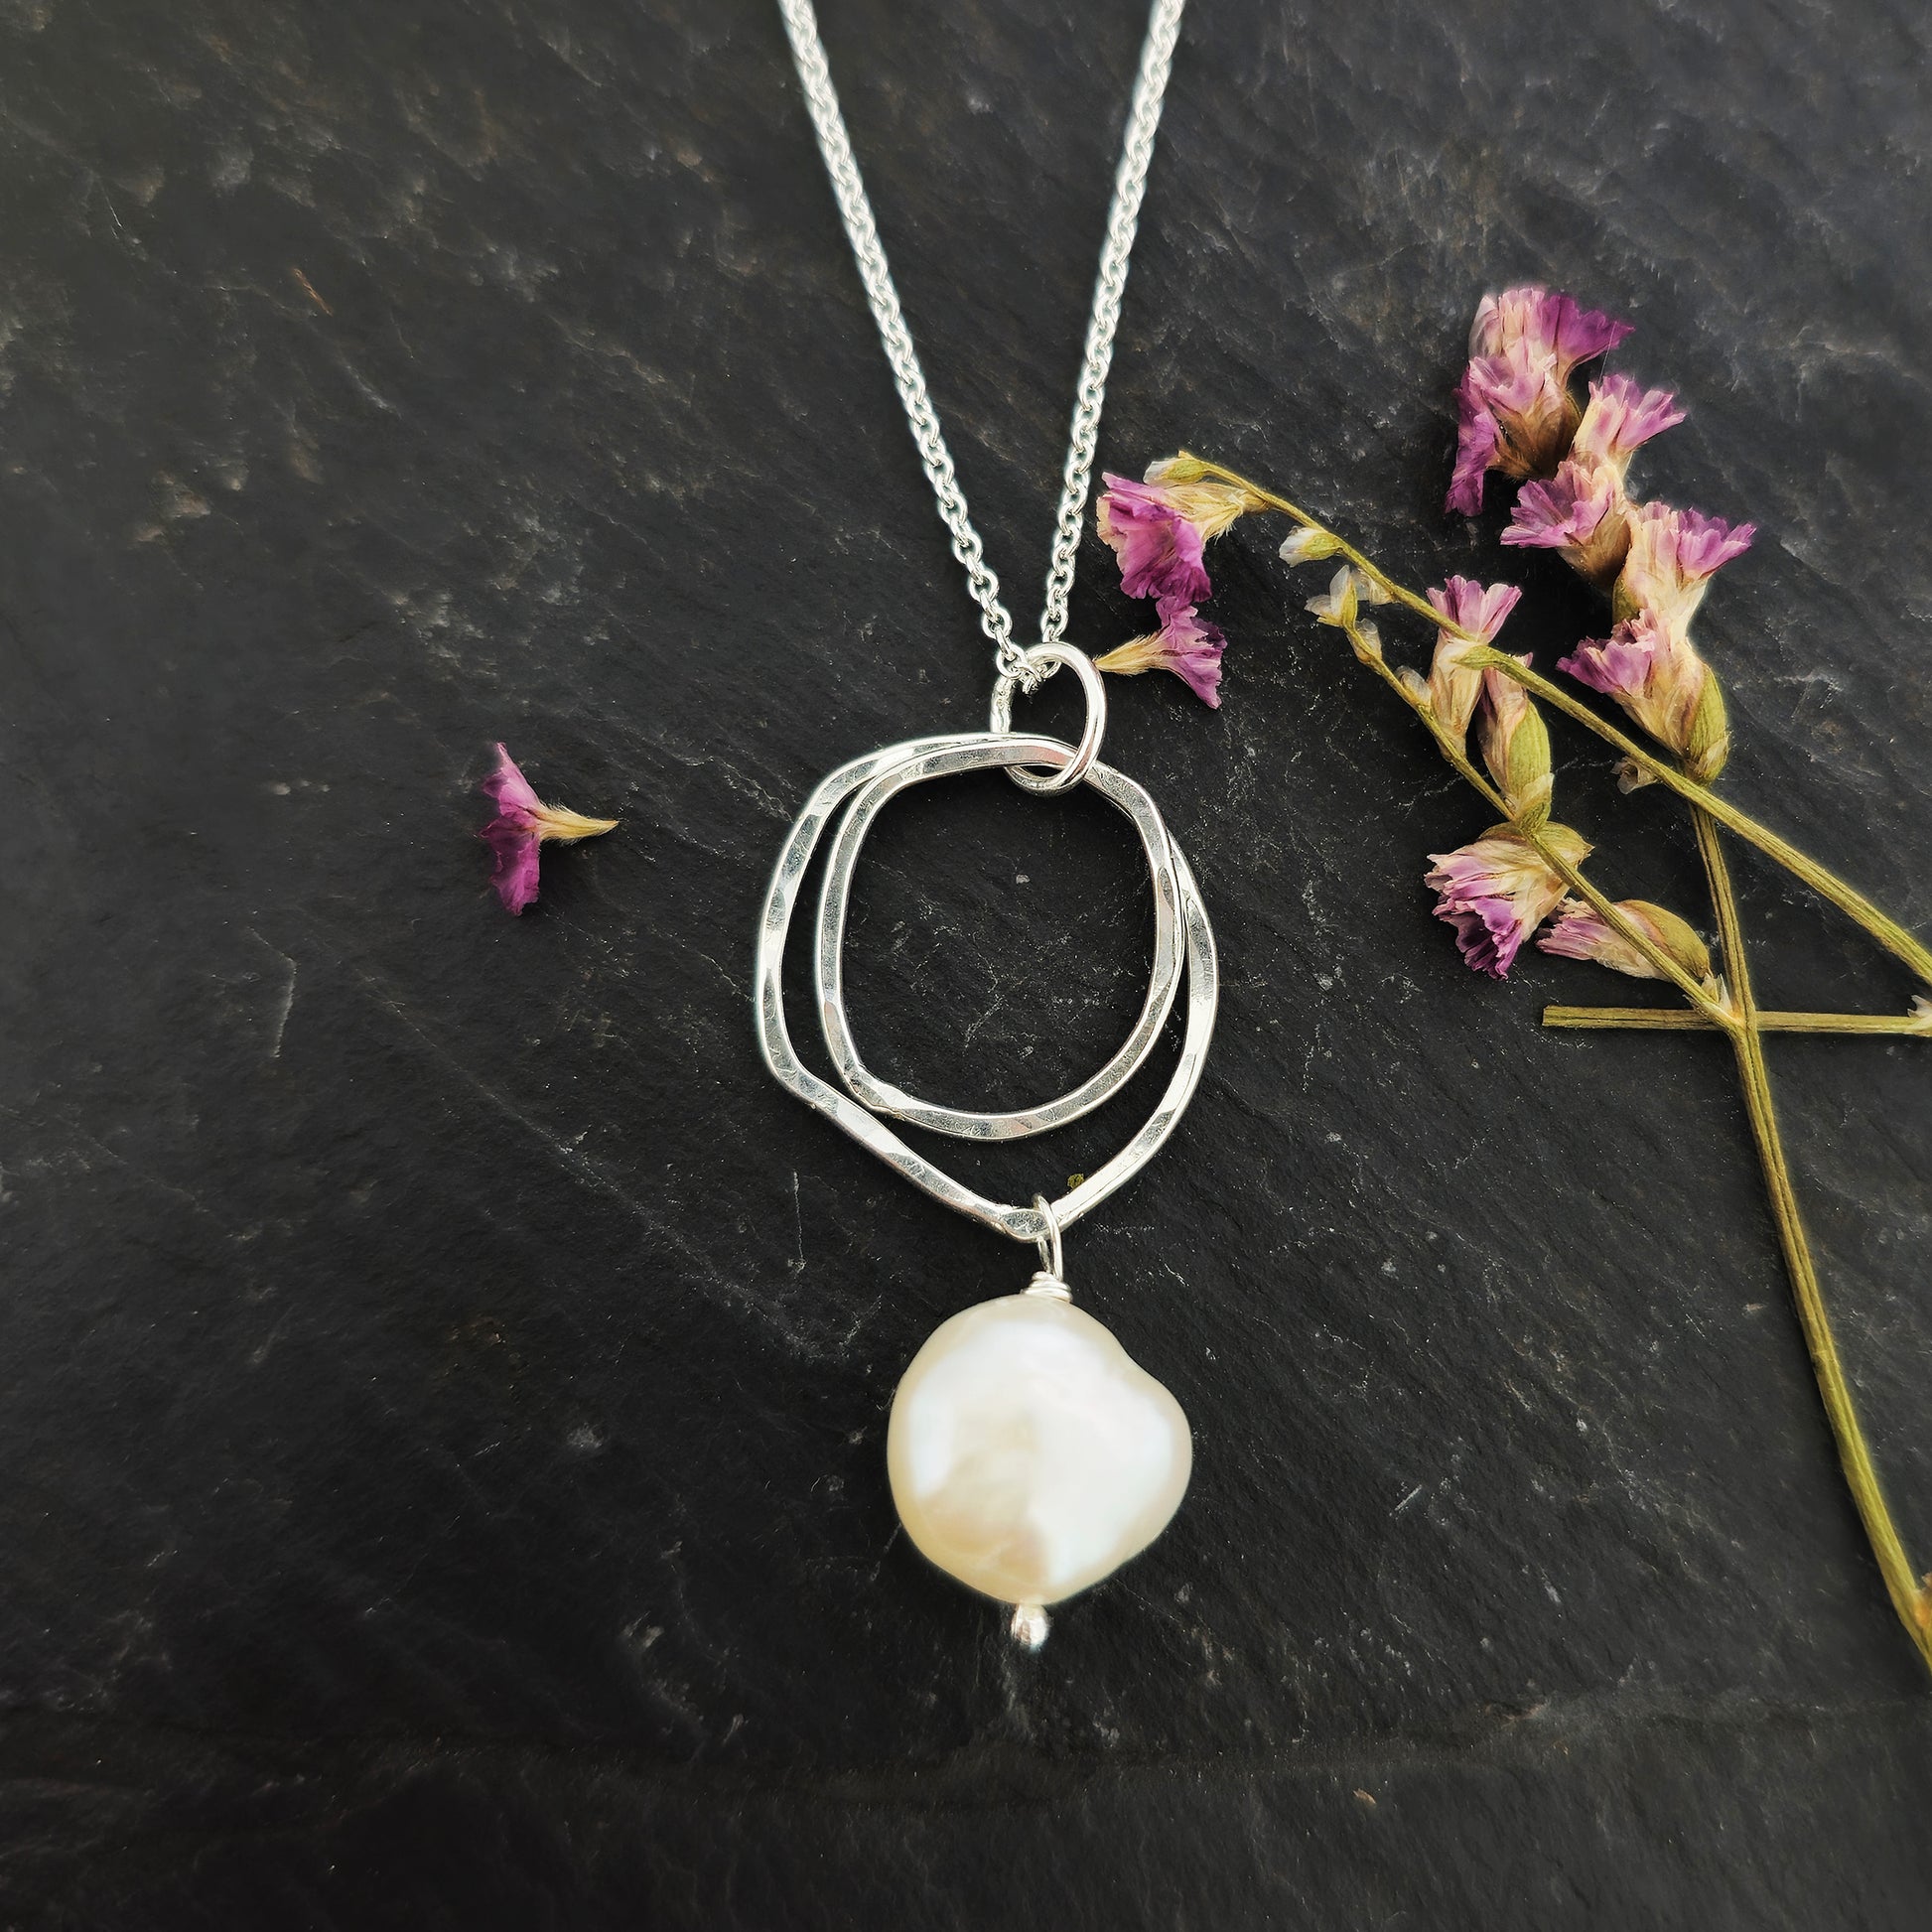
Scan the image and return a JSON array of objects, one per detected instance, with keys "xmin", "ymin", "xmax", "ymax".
[{"xmin": 775, "ymin": 0, "xmax": 1187, "ymax": 690}]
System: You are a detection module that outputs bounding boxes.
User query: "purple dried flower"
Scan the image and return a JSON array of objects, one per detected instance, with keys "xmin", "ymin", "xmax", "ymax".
[
  {"xmin": 1557, "ymin": 613, "xmax": 1729, "ymax": 779},
  {"xmin": 1446, "ymin": 286, "xmax": 1634, "ymax": 513},
  {"xmin": 1502, "ymin": 459, "xmax": 1632, "ymax": 587},
  {"xmin": 1427, "ymin": 575, "xmax": 1524, "ymax": 643},
  {"xmin": 1097, "ymin": 475, "xmax": 1211, "ymax": 603},
  {"xmin": 1569, "ymin": 372, "xmax": 1686, "ymax": 485},
  {"xmin": 1407, "ymin": 577, "xmax": 1523, "ymax": 752},
  {"xmin": 1424, "ymin": 822, "xmax": 1590, "ymax": 979},
  {"xmin": 478, "ymin": 743, "xmax": 619, "ymax": 915},
  {"xmin": 1615, "ymin": 502, "xmax": 1755, "ymax": 633},
  {"xmin": 1094, "ymin": 598, "xmax": 1226, "ymax": 707},
  {"xmin": 1097, "ymin": 467, "xmax": 1259, "ymax": 606},
  {"xmin": 1538, "ymin": 897, "xmax": 1713, "ymax": 983}
]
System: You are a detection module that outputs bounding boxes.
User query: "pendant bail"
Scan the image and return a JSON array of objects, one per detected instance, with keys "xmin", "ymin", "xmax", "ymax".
[
  {"xmin": 1025, "ymin": 1194, "xmax": 1071, "ymax": 1301},
  {"xmin": 989, "ymin": 643, "xmax": 1107, "ymax": 794}
]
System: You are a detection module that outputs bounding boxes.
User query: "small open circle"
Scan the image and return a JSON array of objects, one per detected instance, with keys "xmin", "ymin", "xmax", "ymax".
[{"xmin": 990, "ymin": 644, "xmax": 1108, "ymax": 794}]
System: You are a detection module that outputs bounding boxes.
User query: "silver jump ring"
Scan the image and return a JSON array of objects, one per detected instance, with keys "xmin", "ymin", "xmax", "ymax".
[
  {"xmin": 989, "ymin": 643, "xmax": 1106, "ymax": 795},
  {"xmin": 1032, "ymin": 1194, "xmax": 1063, "ymax": 1281}
]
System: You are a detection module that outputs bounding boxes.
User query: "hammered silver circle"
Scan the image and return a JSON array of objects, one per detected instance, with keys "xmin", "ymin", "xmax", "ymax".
[
  {"xmin": 754, "ymin": 732, "xmax": 1218, "ymax": 1248},
  {"xmin": 814, "ymin": 735, "xmax": 1183, "ymax": 1141}
]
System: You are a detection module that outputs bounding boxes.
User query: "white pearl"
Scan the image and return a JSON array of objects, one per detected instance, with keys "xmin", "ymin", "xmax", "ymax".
[{"xmin": 887, "ymin": 1294, "xmax": 1191, "ymax": 1607}]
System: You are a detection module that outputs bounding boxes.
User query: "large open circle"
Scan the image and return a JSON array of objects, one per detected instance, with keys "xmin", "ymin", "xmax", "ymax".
[{"xmin": 753, "ymin": 732, "xmax": 1218, "ymax": 1249}]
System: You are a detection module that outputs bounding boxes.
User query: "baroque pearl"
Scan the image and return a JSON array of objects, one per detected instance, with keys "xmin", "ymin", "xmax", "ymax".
[{"xmin": 887, "ymin": 1294, "xmax": 1191, "ymax": 1607}]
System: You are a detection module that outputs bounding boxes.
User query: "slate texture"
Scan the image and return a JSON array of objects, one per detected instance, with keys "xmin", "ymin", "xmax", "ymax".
[{"xmin": 2, "ymin": 0, "xmax": 1930, "ymax": 1924}]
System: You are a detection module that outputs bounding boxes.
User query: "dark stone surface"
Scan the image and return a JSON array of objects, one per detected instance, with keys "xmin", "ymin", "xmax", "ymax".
[{"xmin": 3, "ymin": 0, "xmax": 1930, "ymax": 1922}]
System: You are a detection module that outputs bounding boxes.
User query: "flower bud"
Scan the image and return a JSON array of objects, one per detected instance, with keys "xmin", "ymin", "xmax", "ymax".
[
  {"xmin": 1143, "ymin": 453, "xmax": 1209, "ymax": 485},
  {"xmin": 1305, "ymin": 565, "xmax": 1360, "ymax": 629},
  {"xmin": 1279, "ymin": 525, "xmax": 1343, "ymax": 566},
  {"xmin": 1538, "ymin": 897, "xmax": 1713, "ymax": 983},
  {"xmin": 1478, "ymin": 660, "xmax": 1553, "ymax": 826},
  {"xmin": 1683, "ymin": 666, "xmax": 1730, "ymax": 782}
]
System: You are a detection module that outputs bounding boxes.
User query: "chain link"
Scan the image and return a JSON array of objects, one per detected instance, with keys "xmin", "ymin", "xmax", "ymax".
[{"xmin": 775, "ymin": 0, "xmax": 1187, "ymax": 691}]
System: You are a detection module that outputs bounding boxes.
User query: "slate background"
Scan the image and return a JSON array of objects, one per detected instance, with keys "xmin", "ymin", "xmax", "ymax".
[{"xmin": 3, "ymin": 0, "xmax": 1931, "ymax": 1923}]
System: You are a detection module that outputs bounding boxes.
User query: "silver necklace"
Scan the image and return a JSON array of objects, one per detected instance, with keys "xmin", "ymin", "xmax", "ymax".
[{"xmin": 757, "ymin": 0, "xmax": 1215, "ymax": 1650}]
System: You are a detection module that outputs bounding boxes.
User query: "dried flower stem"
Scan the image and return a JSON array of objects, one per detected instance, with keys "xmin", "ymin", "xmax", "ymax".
[
  {"xmin": 1179, "ymin": 452, "xmax": 1932, "ymax": 991},
  {"xmin": 1692, "ymin": 807, "xmax": 1932, "ymax": 1667},
  {"xmin": 1193, "ymin": 446, "xmax": 1932, "ymax": 1672},
  {"xmin": 1546, "ymin": 1007, "xmax": 1932, "ymax": 1035}
]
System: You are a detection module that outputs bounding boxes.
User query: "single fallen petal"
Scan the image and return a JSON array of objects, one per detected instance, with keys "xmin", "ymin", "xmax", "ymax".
[
  {"xmin": 478, "ymin": 743, "xmax": 619, "ymax": 915},
  {"xmin": 1094, "ymin": 599, "xmax": 1225, "ymax": 707}
]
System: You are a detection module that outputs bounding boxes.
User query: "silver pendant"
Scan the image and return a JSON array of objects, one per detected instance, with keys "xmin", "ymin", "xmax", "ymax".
[{"xmin": 755, "ymin": 647, "xmax": 1218, "ymax": 1644}]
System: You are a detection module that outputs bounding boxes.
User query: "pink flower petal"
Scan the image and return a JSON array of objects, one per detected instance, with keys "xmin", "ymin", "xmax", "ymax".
[
  {"xmin": 483, "ymin": 815, "xmax": 543, "ymax": 914},
  {"xmin": 480, "ymin": 741, "xmax": 542, "ymax": 821},
  {"xmin": 1545, "ymin": 292, "xmax": 1634, "ymax": 375},
  {"xmin": 1616, "ymin": 502, "xmax": 1755, "ymax": 632},
  {"xmin": 1503, "ymin": 464, "xmax": 1612, "ymax": 551},
  {"xmin": 1097, "ymin": 475, "xmax": 1212, "ymax": 605},
  {"xmin": 1427, "ymin": 574, "xmax": 1523, "ymax": 642},
  {"xmin": 1559, "ymin": 617, "xmax": 1668, "ymax": 705},
  {"xmin": 1447, "ymin": 383, "xmax": 1503, "ymax": 514},
  {"xmin": 1571, "ymin": 372, "xmax": 1685, "ymax": 472},
  {"xmin": 1669, "ymin": 506, "xmax": 1756, "ymax": 578}
]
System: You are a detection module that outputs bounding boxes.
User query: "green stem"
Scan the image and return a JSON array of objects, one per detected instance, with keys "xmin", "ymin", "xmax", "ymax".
[
  {"xmin": 1545, "ymin": 1006, "xmax": 1932, "ymax": 1035},
  {"xmin": 1692, "ymin": 806, "xmax": 1932, "ymax": 1672},
  {"xmin": 1182, "ymin": 450, "xmax": 1932, "ymax": 991},
  {"xmin": 1184, "ymin": 453, "xmax": 1453, "ymax": 636}
]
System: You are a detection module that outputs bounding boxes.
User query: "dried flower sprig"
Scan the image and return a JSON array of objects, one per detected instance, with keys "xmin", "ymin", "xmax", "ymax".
[
  {"xmin": 478, "ymin": 743, "xmax": 619, "ymax": 914},
  {"xmin": 1090, "ymin": 288, "xmax": 1932, "ymax": 1673},
  {"xmin": 1093, "ymin": 598, "xmax": 1226, "ymax": 706},
  {"xmin": 1089, "ymin": 466, "xmax": 1262, "ymax": 701}
]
